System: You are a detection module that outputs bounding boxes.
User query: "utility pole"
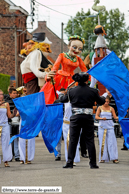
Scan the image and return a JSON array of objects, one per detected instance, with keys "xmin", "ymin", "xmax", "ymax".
[
  {"xmin": 61, "ymin": 22, "xmax": 64, "ymax": 53},
  {"xmin": 98, "ymin": 11, "xmax": 100, "ymax": 25},
  {"xmin": 72, "ymin": 17, "xmax": 74, "ymax": 35},
  {"xmin": 15, "ymin": 28, "xmax": 18, "ymax": 88}
]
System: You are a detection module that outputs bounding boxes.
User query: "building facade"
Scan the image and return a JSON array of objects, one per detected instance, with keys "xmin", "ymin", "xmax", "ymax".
[{"xmin": 0, "ymin": 0, "xmax": 28, "ymax": 87}]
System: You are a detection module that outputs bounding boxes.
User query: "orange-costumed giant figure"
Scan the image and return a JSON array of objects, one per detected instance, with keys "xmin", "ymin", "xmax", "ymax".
[{"xmin": 40, "ymin": 35, "xmax": 89, "ymax": 104}]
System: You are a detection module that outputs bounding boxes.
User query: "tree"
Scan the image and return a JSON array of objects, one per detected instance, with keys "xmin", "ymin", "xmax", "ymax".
[{"xmin": 64, "ymin": 8, "xmax": 129, "ymax": 66}]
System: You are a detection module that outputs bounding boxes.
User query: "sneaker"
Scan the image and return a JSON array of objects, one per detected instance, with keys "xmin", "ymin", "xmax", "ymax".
[
  {"xmin": 55, "ymin": 157, "xmax": 61, "ymax": 161},
  {"xmin": 90, "ymin": 164, "xmax": 99, "ymax": 169},
  {"xmin": 63, "ymin": 163, "xmax": 73, "ymax": 168},
  {"xmin": 121, "ymin": 147, "xmax": 128, "ymax": 150},
  {"xmin": 81, "ymin": 154, "xmax": 88, "ymax": 158},
  {"xmin": 15, "ymin": 158, "xmax": 20, "ymax": 162},
  {"xmin": 73, "ymin": 162, "xmax": 76, "ymax": 166}
]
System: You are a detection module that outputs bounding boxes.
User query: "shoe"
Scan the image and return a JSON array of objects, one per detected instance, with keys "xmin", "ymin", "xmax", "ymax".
[
  {"xmin": 113, "ymin": 160, "xmax": 119, "ymax": 164},
  {"xmin": 121, "ymin": 147, "xmax": 128, "ymax": 150},
  {"xmin": 73, "ymin": 162, "xmax": 76, "ymax": 166},
  {"xmin": 81, "ymin": 154, "xmax": 88, "ymax": 158},
  {"xmin": 90, "ymin": 164, "xmax": 99, "ymax": 169},
  {"xmin": 9, "ymin": 159, "xmax": 12, "ymax": 162},
  {"xmin": 15, "ymin": 158, "xmax": 20, "ymax": 162},
  {"xmin": 55, "ymin": 157, "xmax": 61, "ymax": 161},
  {"xmin": 100, "ymin": 160, "xmax": 105, "ymax": 163},
  {"xmin": 20, "ymin": 160, "xmax": 24, "ymax": 164},
  {"xmin": 63, "ymin": 163, "xmax": 73, "ymax": 169},
  {"xmin": 4, "ymin": 162, "xmax": 10, "ymax": 167},
  {"xmin": 27, "ymin": 161, "xmax": 31, "ymax": 164}
]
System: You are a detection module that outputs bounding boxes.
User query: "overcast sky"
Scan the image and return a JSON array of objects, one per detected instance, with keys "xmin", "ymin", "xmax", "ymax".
[{"xmin": 11, "ymin": 0, "xmax": 129, "ymax": 56}]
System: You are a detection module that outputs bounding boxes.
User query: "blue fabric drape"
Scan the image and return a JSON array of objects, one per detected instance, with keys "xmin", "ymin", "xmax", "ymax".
[
  {"xmin": 88, "ymin": 51, "xmax": 129, "ymax": 120},
  {"xmin": 119, "ymin": 119, "xmax": 129, "ymax": 148},
  {"xmin": 41, "ymin": 104, "xmax": 63, "ymax": 156},
  {"xmin": 88, "ymin": 51, "xmax": 129, "ymax": 148},
  {"xmin": 9, "ymin": 92, "xmax": 63, "ymax": 155}
]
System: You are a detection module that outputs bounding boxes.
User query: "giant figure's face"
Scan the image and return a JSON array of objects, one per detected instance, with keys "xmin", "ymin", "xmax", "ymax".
[
  {"xmin": 68, "ymin": 40, "xmax": 83, "ymax": 57},
  {"xmin": 20, "ymin": 40, "xmax": 37, "ymax": 56},
  {"xmin": 38, "ymin": 42, "xmax": 52, "ymax": 55}
]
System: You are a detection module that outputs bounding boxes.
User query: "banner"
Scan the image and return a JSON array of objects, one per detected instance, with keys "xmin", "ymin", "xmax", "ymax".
[{"xmin": 9, "ymin": 92, "xmax": 63, "ymax": 155}]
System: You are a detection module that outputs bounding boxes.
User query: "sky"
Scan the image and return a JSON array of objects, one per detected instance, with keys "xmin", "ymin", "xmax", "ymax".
[{"xmin": 11, "ymin": 0, "xmax": 129, "ymax": 56}]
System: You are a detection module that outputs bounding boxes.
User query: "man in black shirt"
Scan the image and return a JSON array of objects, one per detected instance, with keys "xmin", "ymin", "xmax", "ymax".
[{"xmin": 59, "ymin": 73, "xmax": 105, "ymax": 169}]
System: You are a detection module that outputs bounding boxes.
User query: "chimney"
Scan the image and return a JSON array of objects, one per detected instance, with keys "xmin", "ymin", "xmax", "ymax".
[{"xmin": 38, "ymin": 21, "xmax": 47, "ymax": 30}]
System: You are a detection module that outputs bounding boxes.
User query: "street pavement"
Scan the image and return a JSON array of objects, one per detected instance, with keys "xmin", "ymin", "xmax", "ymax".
[{"xmin": 0, "ymin": 133, "xmax": 129, "ymax": 194}]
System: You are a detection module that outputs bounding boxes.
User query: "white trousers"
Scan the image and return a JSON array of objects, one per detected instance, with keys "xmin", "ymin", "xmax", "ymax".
[
  {"xmin": 0, "ymin": 123, "xmax": 12, "ymax": 163},
  {"xmin": 98, "ymin": 126, "xmax": 118, "ymax": 162},
  {"xmin": 63, "ymin": 123, "xmax": 80, "ymax": 163},
  {"xmin": 19, "ymin": 138, "xmax": 35, "ymax": 163}
]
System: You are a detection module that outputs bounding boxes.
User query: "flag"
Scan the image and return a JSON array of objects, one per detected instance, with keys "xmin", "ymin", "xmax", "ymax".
[
  {"xmin": 88, "ymin": 51, "xmax": 129, "ymax": 120},
  {"xmin": 120, "ymin": 119, "xmax": 129, "ymax": 149},
  {"xmin": 88, "ymin": 51, "xmax": 129, "ymax": 148},
  {"xmin": 9, "ymin": 92, "xmax": 63, "ymax": 156},
  {"xmin": 41, "ymin": 104, "xmax": 63, "ymax": 156}
]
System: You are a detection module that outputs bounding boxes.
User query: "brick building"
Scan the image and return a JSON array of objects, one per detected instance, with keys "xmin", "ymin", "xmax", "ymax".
[
  {"xmin": 31, "ymin": 21, "xmax": 68, "ymax": 61},
  {"xmin": 0, "ymin": 2, "xmax": 68, "ymax": 87},
  {"xmin": 0, "ymin": 0, "xmax": 28, "ymax": 87}
]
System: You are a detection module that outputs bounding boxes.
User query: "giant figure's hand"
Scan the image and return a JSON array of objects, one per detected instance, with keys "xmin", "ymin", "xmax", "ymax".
[{"xmin": 46, "ymin": 70, "xmax": 56, "ymax": 80}]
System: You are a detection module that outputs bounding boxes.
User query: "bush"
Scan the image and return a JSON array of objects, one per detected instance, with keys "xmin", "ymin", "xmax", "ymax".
[{"xmin": 0, "ymin": 73, "xmax": 10, "ymax": 94}]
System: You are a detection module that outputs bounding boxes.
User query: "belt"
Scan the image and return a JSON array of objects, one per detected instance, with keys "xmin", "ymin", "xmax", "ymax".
[{"xmin": 72, "ymin": 108, "xmax": 93, "ymax": 115}]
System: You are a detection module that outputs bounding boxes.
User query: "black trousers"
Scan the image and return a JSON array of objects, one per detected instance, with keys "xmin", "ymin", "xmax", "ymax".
[
  {"xmin": 68, "ymin": 114, "xmax": 96, "ymax": 165},
  {"xmin": 80, "ymin": 131, "xmax": 87, "ymax": 155}
]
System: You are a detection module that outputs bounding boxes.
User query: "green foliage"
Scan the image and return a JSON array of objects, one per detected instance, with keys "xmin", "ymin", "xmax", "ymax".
[
  {"xmin": 65, "ymin": 8, "xmax": 129, "ymax": 66},
  {"xmin": 0, "ymin": 73, "xmax": 10, "ymax": 94}
]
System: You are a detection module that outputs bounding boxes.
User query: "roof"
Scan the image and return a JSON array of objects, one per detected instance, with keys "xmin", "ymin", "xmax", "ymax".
[
  {"xmin": 31, "ymin": 21, "xmax": 67, "ymax": 47},
  {"xmin": 4, "ymin": 0, "xmax": 28, "ymax": 15}
]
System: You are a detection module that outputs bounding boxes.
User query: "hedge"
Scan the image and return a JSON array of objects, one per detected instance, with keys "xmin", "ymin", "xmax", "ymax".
[{"xmin": 0, "ymin": 73, "xmax": 10, "ymax": 94}]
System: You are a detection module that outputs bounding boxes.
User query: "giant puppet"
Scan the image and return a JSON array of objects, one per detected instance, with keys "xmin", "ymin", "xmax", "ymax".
[
  {"xmin": 19, "ymin": 33, "xmax": 54, "ymax": 164},
  {"xmin": 90, "ymin": 0, "xmax": 111, "ymax": 90},
  {"xmin": 40, "ymin": 35, "xmax": 89, "ymax": 104},
  {"xmin": 89, "ymin": 25, "xmax": 111, "ymax": 91},
  {"xmin": 20, "ymin": 33, "xmax": 53, "ymax": 95}
]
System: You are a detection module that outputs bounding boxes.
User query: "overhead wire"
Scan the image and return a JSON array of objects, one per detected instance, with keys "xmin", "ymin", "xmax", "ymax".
[
  {"xmin": 34, "ymin": 0, "xmax": 72, "ymax": 17},
  {"xmin": 37, "ymin": 12, "xmax": 60, "ymax": 35},
  {"xmin": 45, "ymin": 1, "xmax": 93, "ymax": 6}
]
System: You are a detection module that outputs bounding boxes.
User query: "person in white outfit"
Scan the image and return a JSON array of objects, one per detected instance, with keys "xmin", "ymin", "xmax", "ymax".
[
  {"xmin": 0, "ymin": 90, "xmax": 17, "ymax": 167},
  {"xmin": 19, "ymin": 137, "xmax": 35, "ymax": 164},
  {"xmin": 63, "ymin": 102, "xmax": 80, "ymax": 164},
  {"xmin": 19, "ymin": 118, "xmax": 35, "ymax": 164},
  {"xmin": 95, "ymin": 96, "xmax": 119, "ymax": 163}
]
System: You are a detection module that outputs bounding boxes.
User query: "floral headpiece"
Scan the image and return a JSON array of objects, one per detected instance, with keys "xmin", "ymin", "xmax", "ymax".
[{"xmin": 68, "ymin": 35, "xmax": 85, "ymax": 44}]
